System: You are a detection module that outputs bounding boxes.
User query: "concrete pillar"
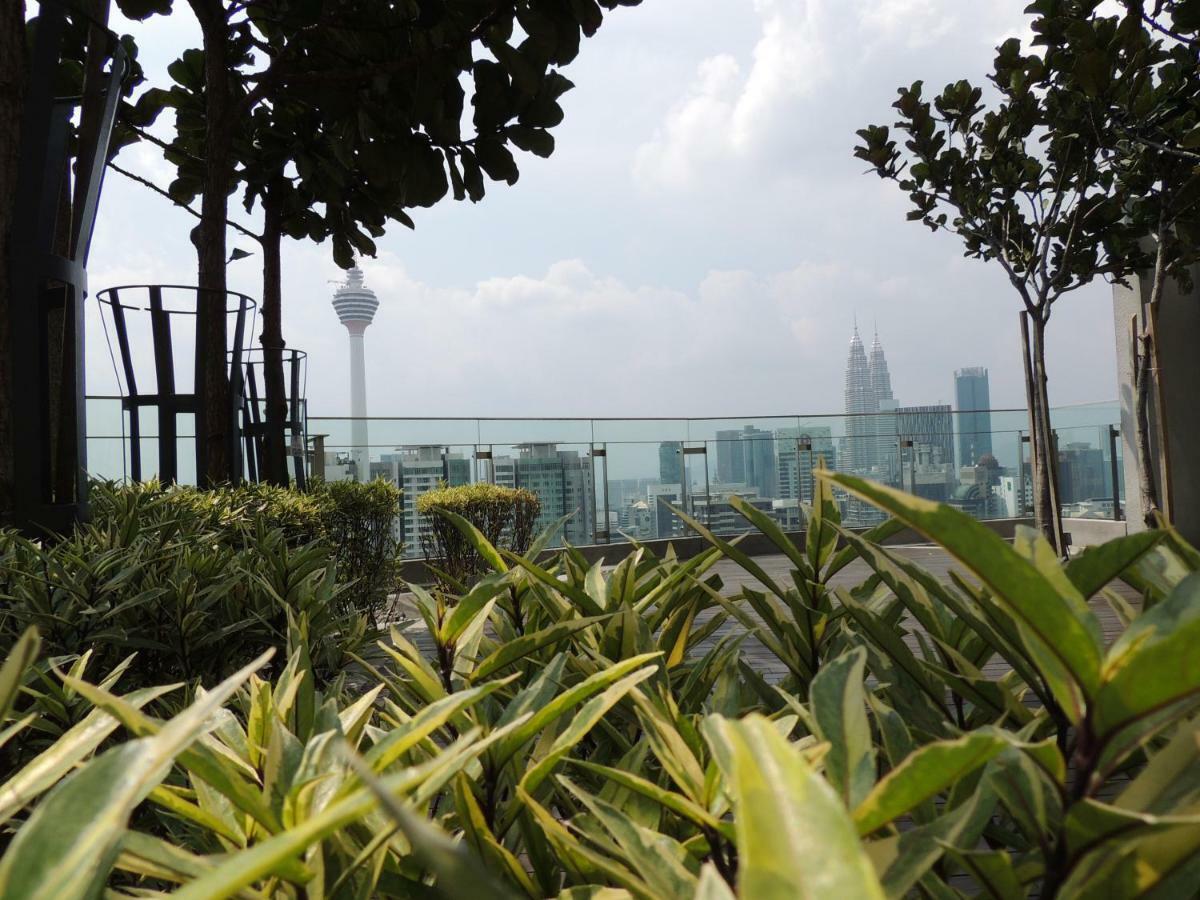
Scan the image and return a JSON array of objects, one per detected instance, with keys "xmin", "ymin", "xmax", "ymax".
[{"xmin": 1112, "ymin": 266, "xmax": 1200, "ymax": 544}]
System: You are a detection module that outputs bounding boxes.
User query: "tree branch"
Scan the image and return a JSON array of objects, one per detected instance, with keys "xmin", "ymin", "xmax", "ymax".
[{"xmin": 108, "ymin": 161, "xmax": 262, "ymax": 242}]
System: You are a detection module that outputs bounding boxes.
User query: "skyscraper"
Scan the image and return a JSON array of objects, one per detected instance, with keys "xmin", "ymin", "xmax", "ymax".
[
  {"xmin": 740, "ymin": 426, "xmax": 777, "ymax": 499},
  {"xmin": 954, "ymin": 367, "xmax": 993, "ymax": 467},
  {"xmin": 843, "ymin": 324, "xmax": 874, "ymax": 473},
  {"xmin": 714, "ymin": 426, "xmax": 776, "ymax": 497},
  {"xmin": 714, "ymin": 429, "xmax": 746, "ymax": 484},
  {"xmin": 658, "ymin": 442, "xmax": 682, "ymax": 485},
  {"xmin": 868, "ymin": 329, "xmax": 898, "ymax": 479},
  {"xmin": 844, "ymin": 323, "xmax": 897, "ymax": 476},
  {"xmin": 331, "ymin": 267, "xmax": 379, "ymax": 479},
  {"xmin": 897, "ymin": 404, "xmax": 954, "ymax": 465},
  {"xmin": 495, "ymin": 444, "xmax": 596, "ymax": 546},
  {"xmin": 776, "ymin": 426, "xmax": 835, "ymax": 503}
]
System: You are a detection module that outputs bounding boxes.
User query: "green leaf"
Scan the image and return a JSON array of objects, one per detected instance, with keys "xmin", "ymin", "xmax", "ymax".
[
  {"xmin": 729, "ymin": 494, "xmax": 810, "ymax": 577},
  {"xmin": 0, "ymin": 628, "xmax": 40, "ymax": 724},
  {"xmin": 172, "ymin": 729, "xmax": 494, "ymax": 900},
  {"xmin": 810, "ymin": 646, "xmax": 875, "ymax": 808},
  {"xmin": 494, "ymin": 653, "xmax": 662, "ymax": 767},
  {"xmin": 866, "ymin": 781, "xmax": 998, "ymax": 897},
  {"xmin": 0, "ymin": 682, "xmax": 178, "ymax": 826},
  {"xmin": 1065, "ymin": 531, "xmax": 1164, "ymax": 599},
  {"xmin": 945, "ymin": 849, "xmax": 1023, "ymax": 900},
  {"xmin": 0, "ymin": 651, "xmax": 272, "ymax": 900},
  {"xmin": 1093, "ymin": 573, "xmax": 1200, "ymax": 755},
  {"xmin": 469, "ymin": 615, "xmax": 609, "ymax": 683},
  {"xmin": 567, "ymin": 759, "xmax": 734, "ymax": 840},
  {"xmin": 693, "ymin": 864, "xmax": 736, "ymax": 900},
  {"xmin": 505, "ymin": 551, "xmax": 606, "ymax": 617},
  {"xmin": 433, "ymin": 507, "xmax": 508, "ymax": 574},
  {"xmin": 344, "ymin": 750, "xmax": 520, "ymax": 900},
  {"xmin": 806, "ymin": 457, "xmax": 841, "ymax": 569},
  {"xmin": 519, "ymin": 666, "xmax": 658, "ymax": 796},
  {"xmin": 821, "ymin": 472, "xmax": 1103, "ymax": 722},
  {"xmin": 852, "ymin": 730, "xmax": 1006, "ymax": 836},
  {"xmin": 1116, "ymin": 719, "xmax": 1200, "ymax": 815},
  {"xmin": 440, "ymin": 575, "xmax": 507, "ymax": 643},
  {"xmin": 704, "ymin": 714, "xmax": 885, "ymax": 899},
  {"xmin": 560, "ymin": 778, "xmax": 699, "ymax": 898}
]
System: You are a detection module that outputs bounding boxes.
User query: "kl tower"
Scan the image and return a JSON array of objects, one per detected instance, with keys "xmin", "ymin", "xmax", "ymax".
[{"xmin": 331, "ymin": 266, "xmax": 379, "ymax": 480}]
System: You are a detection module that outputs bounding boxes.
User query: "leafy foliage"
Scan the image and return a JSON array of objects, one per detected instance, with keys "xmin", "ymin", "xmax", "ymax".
[
  {"xmin": 1, "ymin": 477, "xmax": 1199, "ymax": 897},
  {"xmin": 418, "ymin": 482, "xmax": 541, "ymax": 588},
  {"xmin": 0, "ymin": 480, "xmax": 401, "ymax": 702}
]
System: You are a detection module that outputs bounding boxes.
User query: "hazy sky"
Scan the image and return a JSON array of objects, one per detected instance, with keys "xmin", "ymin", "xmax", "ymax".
[{"xmin": 87, "ymin": 0, "xmax": 1121, "ymax": 421}]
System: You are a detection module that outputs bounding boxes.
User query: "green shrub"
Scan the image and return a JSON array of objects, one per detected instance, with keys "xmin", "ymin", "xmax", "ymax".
[
  {"xmin": 0, "ymin": 481, "xmax": 387, "ymax": 704},
  {"xmin": 314, "ymin": 478, "xmax": 403, "ymax": 624},
  {"xmin": 89, "ymin": 478, "xmax": 328, "ymax": 543},
  {"xmin": 417, "ymin": 482, "xmax": 540, "ymax": 587},
  {"xmin": 90, "ymin": 478, "xmax": 402, "ymax": 623}
]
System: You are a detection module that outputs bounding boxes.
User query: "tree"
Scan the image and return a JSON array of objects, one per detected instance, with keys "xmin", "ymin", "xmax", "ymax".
[
  {"xmin": 1104, "ymin": 1, "xmax": 1200, "ymax": 527},
  {"xmin": 123, "ymin": 0, "xmax": 641, "ymax": 486},
  {"xmin": 854, "ymin": 19, "xmax": 1142, "ymax": 553},
  {"xmin": 1021, "ymin": 0, "xmax": 1200, "ymax": 529}
]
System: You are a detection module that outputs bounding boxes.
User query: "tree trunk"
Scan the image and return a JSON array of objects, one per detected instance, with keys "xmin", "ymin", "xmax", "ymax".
[
  {"xmin": 1030, "ymin": 312, "xmax": 1066, "ymax": 556},
  {"xmin": 260, "ymin": 180, "xmax": 289, "ymax": 486},
  {"xmin": 191, "ymin": 0, "xmax": 233, "ymax": 486},
  {"xmin": 1133, "ymin": 325, "xmax": 1159, "ymax": 528},
  {"xmin": 0, "ymin": 0, "xmax": 25, "ymax": 519},
  {"xmin": 1020, "ymin": 312, "xmax": 1045, "ymax": 526},
  {"xmin": 1133, "ymin": 227, "xmax": 1170, "ymax": 529}
]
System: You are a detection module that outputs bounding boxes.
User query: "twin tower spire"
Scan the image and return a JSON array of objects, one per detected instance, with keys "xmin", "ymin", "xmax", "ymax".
[{"xmin": 844, "ymin": 321, "xmax": 895, "ymax": 474}]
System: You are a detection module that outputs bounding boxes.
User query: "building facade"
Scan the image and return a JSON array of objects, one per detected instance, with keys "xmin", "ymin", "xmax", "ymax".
[
  {"xmin": 954, "ymin": 367, "xmax": 993, "ymax": 467},
  {"xmin": 495, "ymin": 443, "xmax": 596, "ymax": 546},
  {"xmin": 897, "ymin": 405, "xmax": 955, "ymax": 466}
]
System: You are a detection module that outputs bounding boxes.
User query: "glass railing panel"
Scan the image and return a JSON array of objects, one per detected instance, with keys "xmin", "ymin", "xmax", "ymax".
[
  {"xmin": 84, "ymin": 402, "xmax": 1128, "ymax": 545},
  {"xmin": 591, "ymin": 421, "xmax": 689, "ymax": 547},
  {"xmin": 1051, "ymin": 422, "xmax": 1123, "ymax": 520}
]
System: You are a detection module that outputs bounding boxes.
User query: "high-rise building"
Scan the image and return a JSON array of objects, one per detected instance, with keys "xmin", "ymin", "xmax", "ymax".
[
  {"xmin": 843, "ymin": 325, "xmax": 874, "ymax": 473},
  {"xmin": 955, "ymin": 367, "xmax": 993, "ymax": 468},
  {"xmin": 1057, "ymin": 442, "xmax": 1108, "ymax": 505},
  {"xmin": 659, "ymin": 441, "xmax": 682, "ymax": 485},
  {"xmin": 868, "ymin": 330, "xmax": 899, "ymax": 479},
  {"xmin": 495, "ymin": 443, "xmax": 595, "ymax": 546},
  {"xmin": 844, "ymin": 324, "xmax": 899, "ymax": 480},
  {"xmin": 740, "ymin": 426, "xmax": 777, "ymax": 499},
  {"xmin": 714, "ymin": 426, "xmax": 776, "ymax": 498},
  {"xmin": 714, "ymin": 429, "xmax": 746, "ymax": 485},
  {"xmin": 372, "ymin": 446, "xmax": 469, "ymax": 551},
  {"xmin": 897, "ymin": 405, "xmax": 955, "ymax": 466},
  {"xmin": 776, "ymin": 426, "xmax": 835, "ymax": 503},
  {"xmin": 331, "ymin": 267, "xmax": 379, "ymax": 479},
  {"xmin": 647, "ymin": 483, "xmax": 683, "ymax": 540}
]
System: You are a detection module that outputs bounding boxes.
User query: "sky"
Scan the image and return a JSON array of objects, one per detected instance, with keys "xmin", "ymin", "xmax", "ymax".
[{"xmin": 86, "ymin": 0, "xmax": 1122, "ymax": 422}]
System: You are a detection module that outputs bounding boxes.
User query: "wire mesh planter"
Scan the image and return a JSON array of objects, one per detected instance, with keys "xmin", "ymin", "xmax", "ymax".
[
  {"xmin": 96, "ymin": 285, "xmax": 257, "ymax": 485},
  {"xmin": 240, "ymin": 347, "xmax": 309, "ymax": 488}
]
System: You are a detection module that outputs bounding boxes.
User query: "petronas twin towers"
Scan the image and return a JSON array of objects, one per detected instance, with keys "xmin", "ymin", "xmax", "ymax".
[{"xmin": 844, "ymin": 323, "xmax": 898, "ymax": 476}]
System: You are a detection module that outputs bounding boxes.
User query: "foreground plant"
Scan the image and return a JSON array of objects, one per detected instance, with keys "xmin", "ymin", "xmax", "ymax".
[{"xmin": 0, "ymin": 477, "xmax": 1198, "ymax": 897}]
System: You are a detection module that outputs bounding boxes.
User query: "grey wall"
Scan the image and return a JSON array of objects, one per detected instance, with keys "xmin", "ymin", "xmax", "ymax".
[{"xmin": 1112, "ymin": 266, "xmax": 1200, "ymax": 544}]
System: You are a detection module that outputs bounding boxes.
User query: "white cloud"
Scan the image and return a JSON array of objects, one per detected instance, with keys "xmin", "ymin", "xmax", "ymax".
[{"xmin": 633, "ymin": 0, "xmax": 833, "ymax": 190}]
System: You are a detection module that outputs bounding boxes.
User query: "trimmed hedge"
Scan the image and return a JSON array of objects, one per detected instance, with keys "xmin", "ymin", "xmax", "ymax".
[
  {"xmin": 417, "ymin": 482, "xmax": 540, "ymax": 586},
  {"xmin": 91, "ymin": 478, "xmax": 402, "ymax": 622}
]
